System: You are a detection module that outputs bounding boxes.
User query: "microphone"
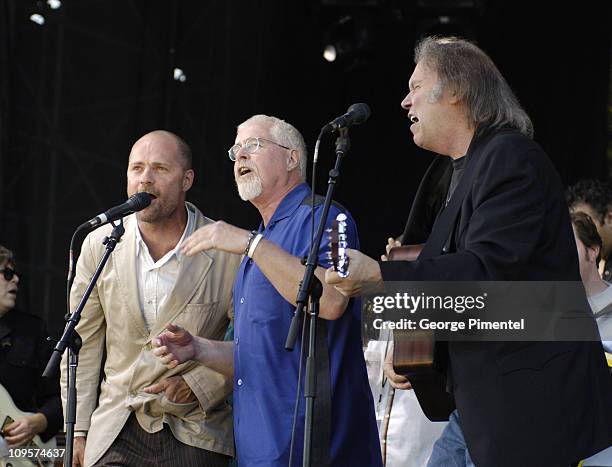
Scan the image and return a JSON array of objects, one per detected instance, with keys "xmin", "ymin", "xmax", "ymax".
[
  {"xmin": 321, "ymin": 103, "xmax": 371, "ymax": 133},
  {"xmin": 78, "ymin": 192, "xmax": 153, "ymax": 231}
]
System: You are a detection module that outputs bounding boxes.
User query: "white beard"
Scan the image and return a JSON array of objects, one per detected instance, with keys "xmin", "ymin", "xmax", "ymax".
[{"xmin": 236, "ymin": 174, "xmax": 263, "ymax": 201}]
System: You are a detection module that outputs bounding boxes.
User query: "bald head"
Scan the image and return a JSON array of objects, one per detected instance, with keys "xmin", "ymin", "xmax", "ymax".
[{"xmin": 131, "ymin": 130, "xmax": 192, "ymax": 170}]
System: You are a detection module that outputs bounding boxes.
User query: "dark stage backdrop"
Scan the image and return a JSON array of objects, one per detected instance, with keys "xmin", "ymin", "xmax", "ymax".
[{"xmin": 0, "ymin": 0, "xmax": 609, "ymax": 335}]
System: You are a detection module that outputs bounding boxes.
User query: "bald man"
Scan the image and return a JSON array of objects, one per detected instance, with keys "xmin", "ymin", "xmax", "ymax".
[{"xmin": 60, "ymin": 131, "xmax": 241, "ymax": 467}]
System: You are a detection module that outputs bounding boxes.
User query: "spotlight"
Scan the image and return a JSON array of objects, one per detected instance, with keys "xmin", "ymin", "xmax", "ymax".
[
  {"xmin": 47, "ymin": 0, "xmax": 62, "ymax": 9},
  {"xmin": 30, "ymin": 13, "xmax": 45, "ymax": 25},
  {"xmin": 323, "ymin": 45, "xmax": 337, "ymax": 62},
  {"xmin": 173, "ymin": 68, "xmax": 187, "ymax": 82},
  {"xmin": 321, "ymin": 15, "xmax": 371, "ymax": 67}
]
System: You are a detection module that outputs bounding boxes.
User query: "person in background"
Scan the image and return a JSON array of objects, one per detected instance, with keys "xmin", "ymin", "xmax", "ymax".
[
  {"xmin": 570, "ymin": 211, "xmax": 612, "ymax": 466},
  {"xmin": 567, "ymin": 179, "xmax": 612, "ymax": 281},
  {"xmin": 571, "ymin": 211, "xmax": 612, "ymax": 351},
  {"xmin": 0, "ymin": 245, "xmax": 62, "ymax": 448}
]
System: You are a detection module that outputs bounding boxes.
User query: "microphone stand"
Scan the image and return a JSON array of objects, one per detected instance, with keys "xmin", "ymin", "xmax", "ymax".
[
  {"xmin": 285, "ymin": 128, "xmax": 351, "ymax": 466},
  {"xmin": 43, "ymin": 219, "xmax": 125, "ymax": 467}
]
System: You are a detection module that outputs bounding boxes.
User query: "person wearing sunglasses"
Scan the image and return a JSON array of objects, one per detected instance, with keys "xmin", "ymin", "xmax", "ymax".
[{"xmin": 0, "ymin": 244, "xmax": 63, "ymax": 448}]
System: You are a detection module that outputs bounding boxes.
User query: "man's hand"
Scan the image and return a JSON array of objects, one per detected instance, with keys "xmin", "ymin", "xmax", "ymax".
[
  {"xmin": 383, "ymin": 347, "xmax": 412, "ymax": 390},
  {"xmin": 181, "ymin": 221, "xmax": 250, "ymax": 256},
  {"xmin": 3, "ymin": 413, "xmax": 47, "ymax": 447},
  {"xmin": 381, "ymin": 237, "xmax": 401, "ymax": 261},
  {"xmin": 325, "ymin": 248, "xmax": 384, "ymax": 297},
  {"xmin": 151, "ymin": 323, "xmax": 196, "ymax": 369},
  {"xmin": 143, "ymin": 375, "xmax": 197, "ymax": 403},
  {"xmin": 72, "ymin": 436, "xmax": 86, "ymax": 467}
]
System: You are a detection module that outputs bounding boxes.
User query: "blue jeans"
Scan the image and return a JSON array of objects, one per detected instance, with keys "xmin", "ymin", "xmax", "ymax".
[{"xmin": 427, "ymin": 410, "xmax": 475, "ymax": 467}]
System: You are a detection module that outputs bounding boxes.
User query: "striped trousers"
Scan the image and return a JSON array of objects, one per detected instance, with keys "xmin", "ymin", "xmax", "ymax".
[{"xmin": 94, "ymin": 414, "xmax": 230, "ymax": 467}]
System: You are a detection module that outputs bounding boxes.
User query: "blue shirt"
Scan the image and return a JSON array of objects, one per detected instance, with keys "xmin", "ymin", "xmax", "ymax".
[{"xmin": 232, "ymin": 183, "xmax": 382, "ymax": 466}]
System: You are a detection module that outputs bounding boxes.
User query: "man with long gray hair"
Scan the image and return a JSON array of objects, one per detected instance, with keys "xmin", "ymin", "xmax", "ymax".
[{"xmin": 326, "ymin": 36, "xmax": 612, "ymax": 466}]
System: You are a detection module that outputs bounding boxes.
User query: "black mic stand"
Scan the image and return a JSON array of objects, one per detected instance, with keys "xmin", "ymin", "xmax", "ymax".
[
  {"xmin": 285, "ymin": 128, "xmax": 351, "ymax": 466},
  {"xmin": 43, "ymin": 219, "xmax": 125, "ymax": 467}
]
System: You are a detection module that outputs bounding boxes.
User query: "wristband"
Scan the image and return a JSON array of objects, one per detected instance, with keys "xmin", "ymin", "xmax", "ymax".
[
  {"xmin": 243, "ymin": 230, "xmax": 258, "ymax": 256},
  {"xmin": 247, "ymin": 234, "xmax": 264, "ymax": 258}
]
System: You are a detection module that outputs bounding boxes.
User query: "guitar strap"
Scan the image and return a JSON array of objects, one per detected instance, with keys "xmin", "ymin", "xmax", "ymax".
[{"xmin": 400, "ymin": 155, "xmax": 453, "ymax": 246}]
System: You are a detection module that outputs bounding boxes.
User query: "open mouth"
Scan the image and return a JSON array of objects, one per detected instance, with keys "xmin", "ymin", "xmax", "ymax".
[
  {"xmin": 7, "ymin": 289, "xmax": 17, "ymax": 297},
  {"xmin": 409, "ymin": 115, "xmax": 419, "ymax": 123},
  {"xmin": 238, "ymin": 167, "xmax": 253, "ymax": 177}
]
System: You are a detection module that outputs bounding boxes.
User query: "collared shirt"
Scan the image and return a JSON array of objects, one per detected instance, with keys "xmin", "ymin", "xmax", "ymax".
[
  {"xmin": 232, "ymin": 183, "xmax": 382, "ymax": 467},
  {"xmin": 134, "ymin": 205, "xmax": 194, "ymax": 330}
]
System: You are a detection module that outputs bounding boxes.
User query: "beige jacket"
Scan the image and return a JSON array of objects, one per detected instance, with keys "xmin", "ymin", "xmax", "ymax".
[{"xmin": 60, "ymin": 203, "xmax": 241, "ymax": 466}]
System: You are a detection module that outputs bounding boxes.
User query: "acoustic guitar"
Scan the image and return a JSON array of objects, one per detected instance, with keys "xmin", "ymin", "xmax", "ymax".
[
  {"xmin": 387, "ymin": 245, "xmax": 454, "ymax": 422},
  {"xmin": 0, "ymin": 384, "xmax": 58, "ymax": 467},
  {"xmin": 326, "ymin": 221, "xmax": 454, "ymax": 421}
]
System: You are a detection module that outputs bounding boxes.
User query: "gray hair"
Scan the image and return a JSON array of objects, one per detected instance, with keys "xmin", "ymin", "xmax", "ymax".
[
  {"xmin": 238, "ymin": 115, "xmax": 308, "ymax": 180},
  {"xmin": 415, "ymin": 36, "xmax": 533, "ymax": 138}
]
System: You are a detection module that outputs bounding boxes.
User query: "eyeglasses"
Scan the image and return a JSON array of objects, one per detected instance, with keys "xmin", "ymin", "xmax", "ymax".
[
  {"xmin": 228, "ymin": 137, "xmax": 292, "ymax": 161},
  {"xmin": 0, "ymin": 268, "xmax": 17, "ymax": 281}
]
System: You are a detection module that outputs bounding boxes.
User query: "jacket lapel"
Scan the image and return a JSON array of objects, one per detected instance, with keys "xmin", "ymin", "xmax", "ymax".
[
  {"xmin": 149, "ymin": 207, "xmax": 214, "ymax": 337},
  {"xmin": 113, "ymin": 217, "xmax": 150, "ymax": 339},
  {"xmin": 150, "ymin": 250, "xmax": 213, "ymax": 338},
  {"xmin": 419, "ymin": 131, "xmax": 491, "ymax": 260}
]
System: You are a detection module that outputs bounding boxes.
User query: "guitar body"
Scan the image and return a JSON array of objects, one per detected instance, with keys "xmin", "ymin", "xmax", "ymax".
[
  {"xmin": 0, "ymin": 384, "xmax": 57, "ymax": 467},
  {"xmin": 388, "ymin": 245, "xmax": 455, "ymax": 422}
]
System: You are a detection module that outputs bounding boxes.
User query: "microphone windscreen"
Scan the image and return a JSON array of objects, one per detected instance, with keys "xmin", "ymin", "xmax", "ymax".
[
  {"xmin": 129, "ymin": 192, "xmax": 153, "ymax": 211},
  {"xmin": 347, "ymin": 103, "xmax": 371, "ymax": 125}
]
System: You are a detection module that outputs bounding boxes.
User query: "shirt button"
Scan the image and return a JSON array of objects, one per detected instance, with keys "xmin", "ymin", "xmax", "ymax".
[
  {"xmin": 235, "ymin": 337, "xmax": 239, "ymax": 345},
  {"xmin": 240, "ymin": 297, "xmax": 245, "ymax": 304},
  {"xmin": 237, "ymin": 378, "xmax": 243, "ymax": 387}
]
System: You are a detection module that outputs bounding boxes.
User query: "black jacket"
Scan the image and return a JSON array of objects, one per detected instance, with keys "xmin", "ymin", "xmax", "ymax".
[
  {"xmin": 380, "ymin": 128, "xmax": 612, "ymax": 466},
  {"xmin": 0, "ymin": 309, "xmax": 63, "ymax": 442}
]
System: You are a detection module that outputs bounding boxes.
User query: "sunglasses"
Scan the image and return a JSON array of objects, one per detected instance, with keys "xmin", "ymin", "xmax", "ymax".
[{"xmin": 0, "ymin": 268, "xmax": 17, "ymax": 281}]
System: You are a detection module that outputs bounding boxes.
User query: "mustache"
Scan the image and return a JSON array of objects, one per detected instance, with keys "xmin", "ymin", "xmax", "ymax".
[
  {"xmin": 235, "ymin": 162, "xmax": 257, "ymax": 174},
  {"xmin": 139, "ymin": 189, "xmax": 159, "ymax": 198}
]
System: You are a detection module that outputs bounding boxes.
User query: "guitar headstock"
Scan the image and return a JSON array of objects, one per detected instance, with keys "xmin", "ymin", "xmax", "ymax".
[{"xmin": 326, "ymin": 213, "xmax": 349, "ymax": 278}]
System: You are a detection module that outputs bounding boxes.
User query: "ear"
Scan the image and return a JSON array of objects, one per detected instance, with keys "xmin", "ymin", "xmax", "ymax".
[
  {"xmin": 182, "ymin": 169, "xmax": 194, "ymax": 192},
  {"xmin": 448, "ymin": 88, "xmax": 461, "ymax": 105},
  {"xmin": 287, "ymin": 150, "xmax": 300, "ymax": 172},
  {"xmin": 588, "ymin": 244, "xmax": 601, "ymax": 264},
  {"xmin": 604, "ymin": 210, "xmax": 612, "ymax": 226}
]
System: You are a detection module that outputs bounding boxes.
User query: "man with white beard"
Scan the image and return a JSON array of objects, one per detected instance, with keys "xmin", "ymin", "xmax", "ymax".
[{"xmin": 151, "ymin": 115, "xmax": 382, "ymax": 466}]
